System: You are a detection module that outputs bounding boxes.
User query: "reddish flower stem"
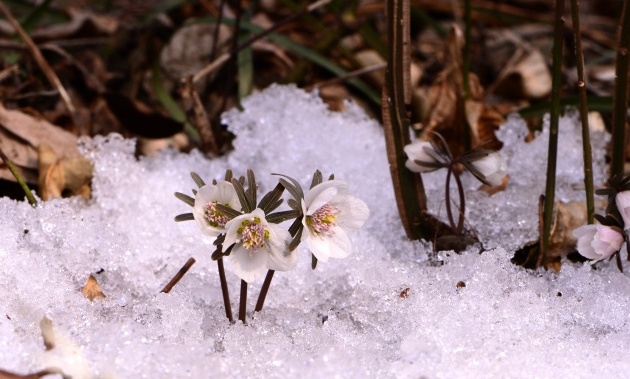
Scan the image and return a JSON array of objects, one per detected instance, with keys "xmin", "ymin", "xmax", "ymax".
[
  {"xmin": 239, "ymin": 280, "xmax": 248, "ymax": 323},
  {"xmin": 217, "ymin": 258, "xmax": 233, "ymax": 322},
  {"xmin": 255, "ymin": 270, "xmax": 275, "ymax": 312}
]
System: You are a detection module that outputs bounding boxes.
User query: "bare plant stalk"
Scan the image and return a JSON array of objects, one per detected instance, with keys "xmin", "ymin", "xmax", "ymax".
[
  {"xmin": 239, "ymin": 279, "xmax": 247, "ymax": 323},
  {"xmin": 541, "ymin": 0, "xmax": 565, "ymax": 262},
  {"xmin": 569, "ymin": 0, "xmax": 594, "ymax": 224},
  {"xmin": 382, "ymin": 0, "xmax": 432, "ymax": 240},
  {"xmin": 0, "ymin": 146, "xmax": 37, "ymax": 206},
  {"xmin": 452, "ymin": 168, "xmax": 466, "ymax": 233},
  {"xmin": 217, "ymin": 258, "xmax": 233, "ymax": 322},
  {"xmin": 160, "ymin": 258, "xmax": 196, "ymax": 293},
  {"xmin": 610, "ymin": 0, "xmax": 630, "ymax": 179}
]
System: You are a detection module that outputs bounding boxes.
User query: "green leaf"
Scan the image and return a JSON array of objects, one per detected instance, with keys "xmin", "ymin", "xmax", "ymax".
[
  {"xmin": 151, "ymin": 60, "xmax": 200, "ymax": 142},
  {"xmin": 174, "ymin": 213, "xmax": 194, "ymax": 222},
  {"xmin": 266, "ymin": 210, "xmax": 301, "ymax": 224},
  {"xmin": 258, "ymin": 183, "xmax": 285, "ymax": 214},
  {"xmin": 310, "ymin": 169, "xmax": 323, "ymax": 189},
  {"xmin": 190, "ymin": 172, "xmax": 206, "ymax": 188},
  {"xmin": 246, "ymin": 169, "xmax": 257, "ymax": 208},
  {"xmin": 311, "ymin": 253, "xmax": 318, "ymax": 270},
  {"xmin": 231, "ymin": 178, "xmax": 253, "ymax": 213},
  {"xmin": 174, "ymin": 192, "xmax": 194, "ymax": 207},
  {"xmin": 215, "ymin": 203, "xmax": 243, "ymax": 220}
]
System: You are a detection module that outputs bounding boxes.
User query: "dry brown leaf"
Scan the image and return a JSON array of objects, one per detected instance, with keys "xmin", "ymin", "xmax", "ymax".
[
  {"xmin": 513, "ymin": 201, "xmax": 588, "ymax": 269},
  {"xmin": 0, "ymin": 103, "xmax": 79, "ymax": 185},
  {"xmin": 81, "ymin": 275, "xmax": 106, "ymax": 301},
  {"xmin": 38, "ymin": 144, "xmax": 92, "ymax": 200},
  {"xmin": 415, "ymin": 25, "xmax": 496, "ymax": 155},
  {"xmin": 39, "ymin": 317, "xmax": 54, "ymax": 351}
]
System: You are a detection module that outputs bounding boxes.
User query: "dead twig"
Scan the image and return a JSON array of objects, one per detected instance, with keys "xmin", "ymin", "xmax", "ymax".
[{"xmin": 160, "ymin": 257, "xmax": 196, "ymax": 293}]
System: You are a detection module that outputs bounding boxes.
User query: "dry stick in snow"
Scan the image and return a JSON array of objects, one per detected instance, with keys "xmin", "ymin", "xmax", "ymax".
[{"xmin": 160, "ymin": 258, "xmax": 196, "ymax": 293}]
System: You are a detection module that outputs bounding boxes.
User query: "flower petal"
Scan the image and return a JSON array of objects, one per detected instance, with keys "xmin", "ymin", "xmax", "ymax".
[
  {"xmin": 333, "ymin": 195, "xmax": 370, "ymax": 231},
  {"xmin": 306, "ymin": 227, "xmax": 352, "ymax": 261},
  {"xmin": 404, "ymin": 141, "xmax": 439, "ymax": 173},
  {"xmin": 304, "ymin": 180, "xmax": 348, "ymax": 214},
  {"xmin": 227, "ymin": 244, "xmax": 269, "ymax": 283},
  {"xmin": 616, "ymin": 191, "xmax": 630, "ymax": 230}
]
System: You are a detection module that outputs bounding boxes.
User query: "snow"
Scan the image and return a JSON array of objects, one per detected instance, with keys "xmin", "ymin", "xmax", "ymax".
[{"xmin": 1, "ymin": 84, "xmax": 628, "ymax": 378}]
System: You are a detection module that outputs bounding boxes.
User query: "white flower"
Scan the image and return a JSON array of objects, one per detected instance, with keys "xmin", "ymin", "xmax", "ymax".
[
  {"xmin": 616, "ymin": 191, "xmax": 630, "ymax": 230},
  {"xmin": 301, "ymin": 180, "xmax": 370, "ymax": 262},
  {"xmin": 469, "ymin": 151, "xmax": 507, "ymax": 185},
  {"xmin": 192, "ymin": 181, "xmax": 241, "ymax": 237},
  {"xmin": 224, "ymin": 208, "xmax": 294, "ymax": 282},
  {"xmin": 572, "ymin": 224, "xmax": 624, "ymax": 262},
  {"xmin": 404, "ymin": 141, "xmax": 444, "ymax": 173}
]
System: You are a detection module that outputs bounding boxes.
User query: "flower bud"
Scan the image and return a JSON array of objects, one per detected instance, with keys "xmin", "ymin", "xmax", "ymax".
[{"xmin": 572, "ymin": 224, "xmax": 624, "ymax": 262}]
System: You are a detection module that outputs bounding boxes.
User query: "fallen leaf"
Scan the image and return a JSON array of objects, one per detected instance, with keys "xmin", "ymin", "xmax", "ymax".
[
  {"xmin": 38, "ymin": 144, "xmax": 92, "ymax": 200},
  {"xmin": 0, "ymin": 103, "xmax": 79, "ymax": 184},
  {"xmin": 81, "ymin": 275, "xmax": 106, "ymax": 301}
]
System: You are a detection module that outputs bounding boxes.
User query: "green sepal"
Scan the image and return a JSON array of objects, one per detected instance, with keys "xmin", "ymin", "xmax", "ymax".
[
  {"xmin": 258, "ymin": 182, "xmax": 284, "ymax": 213},
  {"xmin": 287, "ymin": 198, "xmax": 300, "ymax": 211}
]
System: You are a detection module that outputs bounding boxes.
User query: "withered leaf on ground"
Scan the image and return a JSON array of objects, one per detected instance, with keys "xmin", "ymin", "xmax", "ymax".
[
  {"xmin": 81, "ymin": 274, "xmax": 106, "ymax": 301},
  {"xmin": 0, "ymin": 103, "xmax": 79, "ymax": 184},
  {"xmin": 414, "ymin": 25, "xmax": 503, "ymax": 156},
  {"xmin": 38, "ymin": 144, "xmax": 92, "ymax": 200}
]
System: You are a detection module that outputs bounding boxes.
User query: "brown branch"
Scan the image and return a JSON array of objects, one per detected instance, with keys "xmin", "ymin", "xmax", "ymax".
[{"xmin": 160, "ymin": 258, "xmax": 196, "ymax": 293}]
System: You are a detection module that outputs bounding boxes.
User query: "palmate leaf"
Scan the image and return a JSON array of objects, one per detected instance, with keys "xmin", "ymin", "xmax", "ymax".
[
  {"xmin": 246, "ymin": 169, "xmax": 257, "ymax": 208},
  {"xmin": 258, "ymin": 183, "xmax": 285, "ymax": 214},
  {"xmin": 231, "ymin": 177, "xmax": 254, "ymax": 213},
  {"xmin": 266, "ymin": 210, "xmax": 301, "ymax": 224}
]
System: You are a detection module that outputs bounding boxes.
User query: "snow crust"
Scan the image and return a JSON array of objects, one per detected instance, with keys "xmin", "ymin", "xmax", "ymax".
[{"xmin": 1, "ymin": 84, "xmax": 629, "ymax": 378}]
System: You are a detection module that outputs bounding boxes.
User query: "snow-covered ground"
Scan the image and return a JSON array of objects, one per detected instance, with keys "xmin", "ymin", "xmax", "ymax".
[{"xmin": 0, "ymin": 85, "xmax": 627, "ymax": 378}]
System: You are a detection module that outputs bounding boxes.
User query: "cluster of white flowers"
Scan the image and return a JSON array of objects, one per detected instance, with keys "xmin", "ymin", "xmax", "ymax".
[
  {"xmin": 572, "ymin": 190, "xmax": 630, "ymax": 264},
  {"xmin": 177, "ymin": 170, "xmax": 370, "ymax": 283}
]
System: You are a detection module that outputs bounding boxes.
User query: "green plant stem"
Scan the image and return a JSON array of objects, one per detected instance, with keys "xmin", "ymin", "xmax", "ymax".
[
  {"xmin": 0, "ymin": 146, "xmax": 37, "ymax": 206},
  {"xmin": 217, "ymin": 258, "xmax": 233, "ymax": 322},
  {"xmin": 541, "ymin": 0, "xmax": 565, "ymax": 261},
  {"xmin": 611, "ymin": 0, "xmax": 630, "ymax": 179},
  {"xmin": 570, "ymin": 0, "xmax": 594, "ymax": 224},
  {"xmin": 239, "ymin": 279, "xmax": 247, "ymax": 323}
]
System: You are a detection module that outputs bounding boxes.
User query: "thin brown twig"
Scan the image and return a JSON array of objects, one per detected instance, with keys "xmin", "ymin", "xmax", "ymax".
[
  {"xmin": 0, "ymin": 1, "xmax": 77, "ymax": 120},
  {"xmin": 160, "ymin": 258, "xmax": 196, "ymax": 293}
]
